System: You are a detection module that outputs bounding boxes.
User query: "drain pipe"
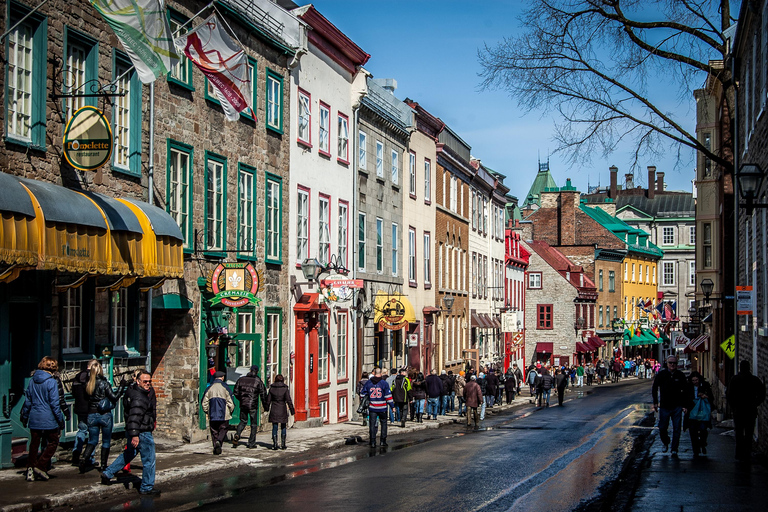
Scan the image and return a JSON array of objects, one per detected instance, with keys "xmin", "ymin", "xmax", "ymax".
[{"xmin": 146, "ymin": 82, "xmax": 155, "ymax": 372}]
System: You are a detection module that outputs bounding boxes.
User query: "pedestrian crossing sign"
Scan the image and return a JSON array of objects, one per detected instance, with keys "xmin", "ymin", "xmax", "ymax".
[{"xmin": 720, "ymin": 335, "xmax": 735, "ymax": 360}]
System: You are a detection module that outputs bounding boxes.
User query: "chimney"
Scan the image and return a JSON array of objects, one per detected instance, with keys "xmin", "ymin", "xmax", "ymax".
[
  {"xmin": 647, "ymin": 166, "xmax": 656, "ymax": 199},
  {"xmin": 609, "ymin": 165, "xmax": 618, "ymax": 198},
  {"xmin": 559, "ymin": 185, "xmax": 578, "ymax": 246},
  {"xmin": 625, "ymin": 173, "xmax": 634, "ymax": 189},
  {"xmin": 656, "ymin": 172, "xmax": 665, "ymax": 193}
]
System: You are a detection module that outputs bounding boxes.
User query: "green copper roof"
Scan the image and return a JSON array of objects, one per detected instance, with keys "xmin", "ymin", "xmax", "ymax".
[
  {"xmin": 505, "ymin": 203, "xmax": 522, "ymax": 223},
  {"xmin": 522, "ymin": 168, "xmax": 557, "ymax": 208},
  {"xmin": 580, "ymin": 204, "xmax": 664, "ymax": 258}
]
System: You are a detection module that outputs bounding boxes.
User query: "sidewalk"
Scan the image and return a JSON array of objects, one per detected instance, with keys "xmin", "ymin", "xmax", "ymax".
[
  {"xmin": 631, "ymin": 421, "xmax": 768, "ymax": 511},
  {"xmin": 0, "ymin": 396, "xmax": 530, "ymax": 511}
]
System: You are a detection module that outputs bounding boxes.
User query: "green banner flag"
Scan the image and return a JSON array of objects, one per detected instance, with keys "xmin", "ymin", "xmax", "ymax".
[{"xmin": 90, "ymin": 0, "xmax": 179, "ymax": 84}]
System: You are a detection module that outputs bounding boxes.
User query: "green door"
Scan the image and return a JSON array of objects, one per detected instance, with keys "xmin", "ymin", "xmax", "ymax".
[{"xmin": 229, "ymin": 309, "xmax": 262, "ymax": 426}]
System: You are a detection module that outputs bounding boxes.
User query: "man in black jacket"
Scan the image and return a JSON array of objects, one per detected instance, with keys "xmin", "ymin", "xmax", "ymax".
[
  {"xmin": 652, "ymin": 356, "xmax": 690, "ymax": 456},
  {"xmin": 727, "ymin": 360, "xmax": 766, "ymax": 461},
  {"xmin": 100, "ymin": 371, "xmax": 160, "ymax": 496},
  {"xmin": 232, "ymin": 365, "xmax": 267, "ymax": 449}
]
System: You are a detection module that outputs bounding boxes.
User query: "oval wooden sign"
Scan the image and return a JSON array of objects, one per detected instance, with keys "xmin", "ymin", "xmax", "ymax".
[{"xmin": 63, "ymin": 106, "xmax": 114, "ymax": 171}]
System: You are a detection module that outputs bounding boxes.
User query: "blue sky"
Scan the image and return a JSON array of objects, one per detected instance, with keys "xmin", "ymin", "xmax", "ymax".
[{"xmin": 310, "ymin": 0, "xmax": 698, "ymax": 199}]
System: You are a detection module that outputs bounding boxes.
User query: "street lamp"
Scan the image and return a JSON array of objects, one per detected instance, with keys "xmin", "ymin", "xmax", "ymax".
[
  {"xmin": 700, "ymin": 278, "xmax": 714, "ymax": 302},
  {"xmin": 301, "ymin": 258, "xmax": 323, "ymax": 282},
  {"xmin": 737, "ymin": 163, "xmax": 768, "ymax": 215}
]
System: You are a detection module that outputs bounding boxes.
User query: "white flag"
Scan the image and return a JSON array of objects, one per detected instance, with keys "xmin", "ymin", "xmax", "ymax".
[
  {"xmin": 90, "ymin": 0, "xmax": 179, "ymax": 84},
  {"xmin": 175, "ymin": 15, "xmax": 252, "ymax": 121}
]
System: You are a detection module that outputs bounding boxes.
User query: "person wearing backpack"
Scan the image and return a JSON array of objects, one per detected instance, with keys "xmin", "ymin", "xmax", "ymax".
[{"xmin": 391, "ymin": 369, "xmax": 411, "ymax": 428}]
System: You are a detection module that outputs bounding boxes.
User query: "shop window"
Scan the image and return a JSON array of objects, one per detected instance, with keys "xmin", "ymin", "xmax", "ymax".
[
  {"xmin": 5, "ymin": 2, "xmax": 47, "ymax": 148},
  {"xmin": 62, "ymin": 287, "xmax": 83, "ymax": 353}
]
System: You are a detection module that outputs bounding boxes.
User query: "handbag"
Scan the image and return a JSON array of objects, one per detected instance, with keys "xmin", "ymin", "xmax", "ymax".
[
  {"xmin": 356, "ymin": 395, "xmax": 369, "ymax": 414},
  {"xmin": 97, "ymin": 397, "xmax": 114, "ymax": 414},
  {"xmin": 689, "ymin": 397, "xmax": 711, "ymax": 422}
]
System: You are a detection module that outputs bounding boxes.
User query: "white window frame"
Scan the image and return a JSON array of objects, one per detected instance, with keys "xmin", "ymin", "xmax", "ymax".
[
  {"xmin": 663, "ymin": 261, "xmax": 675, "ymax": 286},
  {"xmin": 376, "ymin": 141, "xmax": 383, "ymax": 177},
  {"xmin": 65, "ymin": 40, "xmax": 87, "ymax": 120},
  {"xmin": 319, "ymin": 102, "xmax": 330, "ymax": 155},
  {"xmin": 662, "ymin": 226, "xmax": 674, "ymax": 246},
  {"xmin": 337, "ymin": 312, "xmax": 347, "ymax": 380},
  {"xmin": 266, "ymin": 73, "xmax": 282, "ymax": 130},
  {"xmin": 238, "ymin": 312, "xmax": 254, "ymax": 367},
  {"xmin": 409, "ymin": 151, "xmax": 417, "ymax": 196},
  {"xmin": 266, "ymin": 177, "xmax": 281, "ymax": 261},
  {"xmin": 318, "ymin": 314, "xmax": 329, "ymax": 383},
  {"xmin": 7, "ymin": 21, "xmax": 34, "ymax": 140},
  {"xmin": 358, "ymin": 131, "xmax": 367, "ymax": 169},
  {"xmin": 528, "ymin": 272, "xmax": 541, "ymax": 289},
  {"xmin": 689, "ymin": 226, "xmax": 695, "ymax": 246},
  {"xmin": 391, "ymin": 148, "xmax": 399, "ymax": 185},
  {"xmin": 206, "ymin": 158, "xmax": 225, "ymax": 251},
  {"xmin": 408, "ymin": 227, "xmax": 416, "ymax": 283},
  {"xmin": 689, "ymin": 260, "xmax": 696, "ymax": 286},
  {"xmin": 424, "ymin": 232, "xmax": 431, "ymax": 285},
  {"xmin": 111, "ymin": 288, "xmax": 128, "ymax": 347},
  {"xmin": 424, "ymin": 159, "xmax": 431, "ymax": 202},
  {"xmin": 266, "ymin": 312, "xmax": 280, "ymax": 384},
  {"xmin": 113, "ymin": 61, "xmax": 132, "ymax": 169},
  {"xmin": 338, "ymin": 202, "xmax": 348, "ymax": 269},
  {"xmin": 168, "ymin": 145, "xmax": 191, "ymax": 248},
  {"xmin": 391, "ymin": 223, "xmax": 399, "ymax": 277},
  {"xmin": 238, "ymin": 168, "xmax": 255, "ymax": 253},
  {"xmin": 62, "ymin": 287, "xmax": 83, "ymax": 354}
]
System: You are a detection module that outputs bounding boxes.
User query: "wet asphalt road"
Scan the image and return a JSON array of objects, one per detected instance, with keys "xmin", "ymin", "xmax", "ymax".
[{"xmin": 76, "ymin": 379, "xmax": 652, "ymax": 512}]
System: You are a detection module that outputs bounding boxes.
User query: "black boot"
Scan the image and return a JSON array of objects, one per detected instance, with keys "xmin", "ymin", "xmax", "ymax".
[
  {"xmin": 71, "ymin": 451, "xmax": 81, "ymax": 466},
  {"xmin": 280, "ymin": 434, "xmax": 287, "ymax": 450},
  {"xmin": 272, "ymin": 435, "xmax": 279, "ymax": 451},
  {"xmin": 380, "ymin": 438, "xmax": 388, "ymax": 447},
  {"xmin": 79, "ymin": 444, "xmax": 96, "ymax": 473},
  {"xmin": 100, "ymin": 448, "xmax": 110, "ymax": 471},
  {"xmin": 400, "ymin": 419, "xmax": 406, "ymax": 428}
]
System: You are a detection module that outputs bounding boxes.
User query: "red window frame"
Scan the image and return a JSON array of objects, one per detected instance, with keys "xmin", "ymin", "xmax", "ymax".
[
  {"xmin": 336, "ymin": 310, "xmax": 349, "ymax": 383},
  {"xmin": 537, "ymin": 304, "xmax": 553, "ymax": 330},
  {"xmin": 337, "ymin": 389, "xmax": 349, "ymax": 422},
  {"xmin": 318, "ymin": 393, "xmax": 330, "ymax": 424},
  {"xmin": 318, "ymin": 101, "xmax": 331, "ymax": 157},
  {"xmin": 408, "ymin": 226, "xmax": 417, "ymax": 287},
  {"xmin": 318, "ymin": 193, "xmax": 331, "ymax": 265},
  {"xmin": 338, "ymin": 200, "xmax": 349, "ymax": 270},
  {"xmin": 337, "ymin": 112, "xmax": 349, "ymax": 164},
  {"xmin": 297, "ymin": 88, "xmax": 311, "ymax": 148}
]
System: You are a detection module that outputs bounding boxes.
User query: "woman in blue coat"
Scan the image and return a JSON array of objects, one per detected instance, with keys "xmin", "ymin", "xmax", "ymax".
[{"xmin": 21, "ymin": 357, "xmax": 65, "ymax": 482}]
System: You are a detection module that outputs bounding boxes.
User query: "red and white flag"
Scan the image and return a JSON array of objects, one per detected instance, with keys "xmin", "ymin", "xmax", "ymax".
[{"xmin": 175, "ymin": 14, "xmax": 252, "ymax": 121}]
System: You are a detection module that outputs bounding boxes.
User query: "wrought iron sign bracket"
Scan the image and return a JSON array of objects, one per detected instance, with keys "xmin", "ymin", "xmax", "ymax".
[{"xmin": 49, "ymin": 59, "xmax": 126, "ymax": 104}]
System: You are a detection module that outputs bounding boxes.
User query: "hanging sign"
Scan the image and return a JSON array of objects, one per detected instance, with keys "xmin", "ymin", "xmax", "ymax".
[
  {"xmin": 510, "ymin": 331, "xmax": 524, "ymax": 346},
  {"xmin": 63, "ymin": 106, "xmax": 113, "ymax": 171},
  {"xmin": 379, "ymin": 297, "xmax": 408, "ymax": 331},
  {"xmin": 319, "ymin": 277, "xmax": 363, "ymax": 303},
  {"xmin": 208, "ymin": 262, "xmax": 262, "ymax": 308}
]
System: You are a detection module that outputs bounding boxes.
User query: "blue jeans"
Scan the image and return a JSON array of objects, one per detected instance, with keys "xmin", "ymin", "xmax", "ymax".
[
  {"xmin": 480, "ymin": 399, "xmax": 486, "ymax": 420},
  {"xmin": 658, "ymin": 406, "xmax": 683, "ymax": 452},
  {"xmin": 450, "ymin": 392, "xmax": 456, "ymax": 412},
  {"xmin": 427, "ymin": 398, "xmax": 439, "ymax": 418},
  {"xmin": 485, "ymin": 395, "xmax": 495, "ymax": 408},
  {"xmin": 457, "ymin": 396, "xmax": 466, "ymax": 416},
  {"xmin": 73, "ymin": 415, "xmax": 89, "ymax": 458},
  {"xmin": 389, "ymin": 403, "xmax": 400, "ymax": 423},
  {"xmin": 87, "ymin": 412, "xmax": 113, "ymax": 449},
  {"xmin": 271, "ymin": 422, "xmax": 287, "ymax": 438},
  {"xmin": 103, "ymin": 432, "xmax": 155, "ymax": 492},
  {"xmin": 542, "ymin": 389, "xmax": 551, "ymax": 406},
  {"xmin": 441, "ymin": 395, "xmax": 450, "ymax": 415},
  {"xmin": 414, "ymin": 399, "xmax": 425, "ymax": 414},
  {"xmin": 369, "ymin": 410, "xmax": 388, "ymax": 442}
]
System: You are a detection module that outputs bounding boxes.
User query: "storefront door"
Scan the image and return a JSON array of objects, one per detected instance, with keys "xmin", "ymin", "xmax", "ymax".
[{"xmin": 229, "ymin": 310, "xmax": 262, "ymax": 426}]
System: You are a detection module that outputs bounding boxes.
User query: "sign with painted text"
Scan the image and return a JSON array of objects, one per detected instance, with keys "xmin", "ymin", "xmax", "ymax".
[
  {"xmin": 736, "ymin": 286, "xmax": 753, "ymax": 315},
  {"xmin": 207, "ymin": 262, "xmax": 262, "ymax": 308},
  {"xmin": 501, "ymin": 312, "xmax": 518, "ymax": 333},
  {"xmin": 319, "ymin": 277, "xmax": 363, "ymax": 303},
  {"xmin": 63, "ymin": 107, "xmax": 113, "ymax": 171}
]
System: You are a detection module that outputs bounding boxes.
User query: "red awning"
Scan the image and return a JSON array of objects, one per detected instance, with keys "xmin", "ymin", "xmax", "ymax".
[
  {"xmin": 588, "ymin": 336, "xmax": 606, "ymax": 347},
  {"xmin": 535, "ymin": 342, "xmax": 553, "ymax": 353},
  {"xmin": 423, "ymin": 306, "xmax": 440, "ymax": 315},
  {"xmin": 684, "ymin": 333, "xmax": 709, "ymax": 353},
  {"xmin": 576, "ymin": 342, "xmax": 591, "ymax": 353},
  {"xmin": 293, "ymin": 293, "xmax": 329, "ymax": 312},
  {"xmin": 471, "ymin": 313, "xmax": 484, "ymax": 328}
]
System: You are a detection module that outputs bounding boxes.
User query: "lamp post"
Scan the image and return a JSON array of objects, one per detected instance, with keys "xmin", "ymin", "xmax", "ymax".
[
  {"xmin": 700, "ymin": 278, "xmax": 714, "ymax": 303},
  {"xmin": 737, "ymin": 164, "xmax": 768, "ymax": 215}
]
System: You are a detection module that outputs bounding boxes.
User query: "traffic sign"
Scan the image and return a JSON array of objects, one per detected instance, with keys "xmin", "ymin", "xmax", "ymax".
[
  {"xmin": 720, "ymin": 335, "xmax": 735, "ymax": 359},
  {"xmin": 736, "ymin": 286, "xmax": 753, "ymax": 315}
]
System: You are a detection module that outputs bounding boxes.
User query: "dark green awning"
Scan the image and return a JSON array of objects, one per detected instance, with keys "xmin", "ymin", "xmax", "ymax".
[{"xmin": 152, "ymin": 293, "xmax": 193, "ymax": 310}]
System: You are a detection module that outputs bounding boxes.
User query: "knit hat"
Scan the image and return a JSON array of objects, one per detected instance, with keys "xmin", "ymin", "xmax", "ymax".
[
  {"xmin": 250, "ymin": 365, "xmax": 260, "ymax": 374},
  {"xmin": 459, "ymin": 371, "xmax": 465, "ymax": 376},
  {"xmin": 470, "ymin": 375, "xmax": 477, "ymax": 380}
]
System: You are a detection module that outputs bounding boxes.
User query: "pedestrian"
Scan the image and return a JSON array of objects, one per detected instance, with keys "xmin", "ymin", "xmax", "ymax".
[
  {"xmin": 504, "ymin": 367, "xmax": 517, "ymax": 403},
  {"xmin": 477, "ymin": 372, "xmax": 488, "ymax": 420},
  {"xmin": 360, "ymin": 367, "xmax": 395, "ymax": 447},
  {"xmin": 232, "ymin": 365, "xmax": 267, "ymax": 449},
  {"xmin": 539, "ymin": 368, "xmax": 554, "ymax": 407},
  {"xmin": 554, "ymin": 368, "xmax": 568, "ymax": 406},
  {"xmin": 100, "ymin": 370, "xmax": 160, "ymax": 495},
  {"xmin": 438, "ymin": 370, "xmax": 451, "ymax": 415},
  {"xmin": 266, "ymin": 374, "xmax": 295, "ymax": 450},
  {"xmin": 486, "ymin": 369, "xmax": 499, "ymax": 409},
  {"xmin": 425, "ymin": 369, "xmax": 442, "ymax": 420},
  {"xmin": 527, "ymin": 365, "xmax": 538, "ymax": 396},
  {"xmin": 455, "ymin": 371, "xmax": 466, "ymax": 417},
  {"xmin": 80, "ymin": 359, "xmax": 128, "ymax": 473},
  {"xmin": 686, "ymin": 371, "xmax": 713, "ymax": 458},
  {"xmin": 576, "ymin": 363, "xmax": 585, "ymax": 387},
  {"xmin": 386, "ymin": 368, "xmax": 398, "ymax": 424},
  {"xmin": 448, "ymin": 370, "xmax": 457, "ymax": 412},
  {"xmin": 613, "ymin": 359, "xmax": 622, "ymax": 382},
  {"xmin": 391, "ymin": 368, "xmax": 411, "ymax": 428},
  {"xmin": 20, "ymin": 357, "xmax": 65, "ymax": 482},
  {"xmin": 586, "ymin": 363, "xmax": 594, "ymax": 386},
  {"xmin": 513, "ymin": 364, "xmax": 523, "ymax": 395},
  {"xmin": 652, "ymin": 356, "xmax": 689, "ymax": 456},
  {"xmin": 726, "ymin": 360, "xmax": 766, "ymax": 461},
  {"xmin": 70, "ymin": 359, "xmax": 98, "ymax": 467},
  {"xmin": 356, "ymin": 371, "xmax": 370, "ymax": 426},
  {"xmin": 463, "ymin": 375, "xmax": 483, "ymax": 429},
  {"xmin": 201, "ymin": 371, "xmax": 234, "ymax": 455},
  {"xmin": 411, "ymin": 372, "xmax": 427, "ymax": 423}
]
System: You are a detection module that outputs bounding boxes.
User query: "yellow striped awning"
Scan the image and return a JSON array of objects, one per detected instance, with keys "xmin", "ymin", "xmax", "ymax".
[{"xmin": 0, "ymin": 173, "xmax": 184, "ymax": 283}]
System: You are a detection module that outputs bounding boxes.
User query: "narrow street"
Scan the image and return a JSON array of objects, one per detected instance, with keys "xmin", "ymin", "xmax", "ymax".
[{"xmin": 70, "ymin": 379, "xmax": 653, "ymax": 512}]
